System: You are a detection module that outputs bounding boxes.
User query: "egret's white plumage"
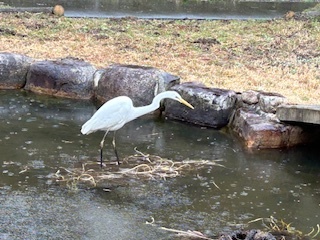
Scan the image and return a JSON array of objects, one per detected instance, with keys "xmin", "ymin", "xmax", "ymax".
[
  {"xmin": 81, "ymin": 96, "xmax": 133, "ymax": 135},
  {"xmin": 81, "ymin": 91, "xmax": 194, "ymax": 166}
]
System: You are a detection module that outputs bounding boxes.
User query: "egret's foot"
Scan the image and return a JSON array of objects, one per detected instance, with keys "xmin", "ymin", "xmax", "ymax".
[
  {"xmin": 98, "ymin": 161, "xmax": 106, "ymax": 168},
  {"xmin": 112, "ymin": 160, "xmax": 121, "ymax": 166}
]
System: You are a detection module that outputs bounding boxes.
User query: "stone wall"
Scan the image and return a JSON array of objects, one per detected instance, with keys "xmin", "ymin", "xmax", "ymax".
[{"xmin": 0, "ymin": 52, "xmax": 317, "ymax": 149}]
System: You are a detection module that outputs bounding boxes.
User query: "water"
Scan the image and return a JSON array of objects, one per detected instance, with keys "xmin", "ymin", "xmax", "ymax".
[
  {"xmin": 1, "ymin": 0, "xmax": 317, "ymax": 19},
  {"xmin": 0, "ymin": 90, "xmax": 319, "ymax": 239}
]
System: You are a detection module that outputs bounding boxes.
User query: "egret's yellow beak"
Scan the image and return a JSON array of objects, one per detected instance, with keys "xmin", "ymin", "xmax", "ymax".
[{"xmin": 178, "ymin": 98, "xmax": 194, "ymax": 109}]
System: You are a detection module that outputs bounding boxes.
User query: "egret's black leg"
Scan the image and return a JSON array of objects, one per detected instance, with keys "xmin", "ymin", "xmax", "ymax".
[
  {"xmin": 100, "ymin": 131, "xmax": 109, "ymax": 168},
  {"xmin": 112, "ymin": 132, "xmax": 120, "ymax": 165},
  {"xmin": 100, "ymin": 147, "xmax": 103, "ymax": 168}
]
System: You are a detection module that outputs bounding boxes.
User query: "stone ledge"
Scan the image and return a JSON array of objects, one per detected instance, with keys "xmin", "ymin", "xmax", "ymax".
[{"xmin": 277, "ymin": 104, "xmax": 320, "ymax": 125}]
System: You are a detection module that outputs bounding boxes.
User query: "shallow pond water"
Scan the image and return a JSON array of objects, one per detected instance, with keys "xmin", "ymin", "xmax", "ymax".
[
  {"xmin": 1, "ymin": 0, "xmax": 317, "ymax": 19},
  {"xmin": 0, "ymin": 90, "xmax": 319, "ymax": 239}
]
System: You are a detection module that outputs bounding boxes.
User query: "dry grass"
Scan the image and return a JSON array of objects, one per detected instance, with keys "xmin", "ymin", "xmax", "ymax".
[
  {"xmin": 0, "ymin": 12, "xmax": 319, "ymax": 104},
  {"xmin": 249, "ymin": 216, "xmax": 320, "ymax": 239},
  {"xmin": 52, "ymin": 150, "xmax": 223, "ymax": 189}
]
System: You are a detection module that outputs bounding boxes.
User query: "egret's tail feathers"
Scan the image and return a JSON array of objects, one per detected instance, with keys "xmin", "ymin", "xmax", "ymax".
[{"xmin": 81, "ymin": 121, "xmax": 92, "ymax": 135}]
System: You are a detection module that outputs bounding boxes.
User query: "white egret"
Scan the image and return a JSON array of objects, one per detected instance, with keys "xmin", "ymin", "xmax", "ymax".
[{"xmin": 81, "ymin": 91, "xmax": 194, "ymax": 167}]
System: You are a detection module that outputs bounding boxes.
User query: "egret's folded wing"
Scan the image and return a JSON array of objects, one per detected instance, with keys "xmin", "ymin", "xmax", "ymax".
[{"xmin": 81, "ymin": 97, "xmax": 132, "ymax": 134}]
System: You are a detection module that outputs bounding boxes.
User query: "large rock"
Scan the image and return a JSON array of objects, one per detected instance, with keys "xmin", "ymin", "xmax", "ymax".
[
  {"xmin": 165, "ymin": 82, "xmax": 237, "ymax": 128},
  {"xmin": 228, "ymin": 90, "xmax": 308, "ymax": 149},
  {"xmin": 241, "ymin": 90, "xmax": 259, "ymax": 105},
  {"xmin": 0, "ymin": 52, "xmax": 33, "ymax": 89},
  {"xmin": 95, "ymin": 64, "xmax": 180, "ymax": 106},
  {"xmin": 230, "ymin": 109, "xmax": 307, "ymax": 148},
  {"xmin": 258, "ymin": 91, "xmax": 286, "ymax": 113},
  {"xmin": 25, "ymin": 57, "xmax": 96, "ymax": 99},
  {"xmin": 237, "ymin": 90, "xmax": 286, "ymax": 113},
  {"xmin": 219, "ymin": 229, "xmax": 276, "ymax": 240}
]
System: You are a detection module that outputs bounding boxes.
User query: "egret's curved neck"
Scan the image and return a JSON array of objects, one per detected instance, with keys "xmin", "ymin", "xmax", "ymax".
[{"xmin": 129, "ymin": 93, "xmax": 166, "ymax": 121}]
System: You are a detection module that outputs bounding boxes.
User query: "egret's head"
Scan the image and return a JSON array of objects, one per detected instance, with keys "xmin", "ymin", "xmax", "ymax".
[{"xmin": 165, "ymin": 91, "xmax": 194, "ymax": 109}]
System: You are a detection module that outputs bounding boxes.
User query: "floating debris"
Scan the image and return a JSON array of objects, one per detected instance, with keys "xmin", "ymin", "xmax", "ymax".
[
  {"xmin": 248, "ymin": 216, "xmax": 320, "ymax": 240},
  {"xmin": 146, "ymin": 216, "xmax": 214, "ymax": 240},
  {"xmin": 52, "ymin": 150, "xmax": 224, "ymax": 190}
]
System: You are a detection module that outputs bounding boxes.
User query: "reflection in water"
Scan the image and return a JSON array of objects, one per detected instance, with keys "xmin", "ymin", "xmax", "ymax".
[
  {"xmin": 0, "ymin": 90, "xmax": 319, "ymax": 239},
  {"xmin": 1, "ymin": 0, "xmax": 317, "ymax": 19}
]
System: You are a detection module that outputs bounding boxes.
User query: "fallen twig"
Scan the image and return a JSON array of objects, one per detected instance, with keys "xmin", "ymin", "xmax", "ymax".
[{"xmin": 145, "ymin": 216, "xmax": 215, "ymax": 240}]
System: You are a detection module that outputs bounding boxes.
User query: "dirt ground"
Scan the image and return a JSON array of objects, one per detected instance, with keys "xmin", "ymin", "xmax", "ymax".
[{"xmin": 0, "ymin": 12, "xmax": 319, "ymax": 104}]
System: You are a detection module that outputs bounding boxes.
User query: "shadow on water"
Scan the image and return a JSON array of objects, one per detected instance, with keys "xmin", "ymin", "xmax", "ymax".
[
  {"xmin": 1, "ymin": 0, "xmax": 318, "ymax": 19},
  {"xmin": 0, "ymin": 90, "xmax": 319, "ymax": 239}
]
